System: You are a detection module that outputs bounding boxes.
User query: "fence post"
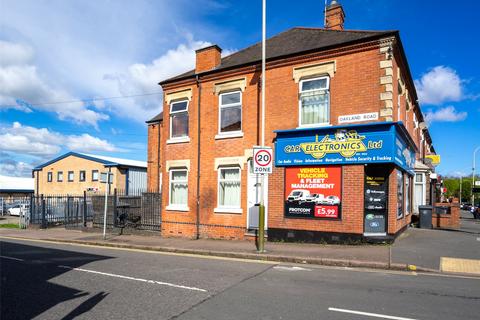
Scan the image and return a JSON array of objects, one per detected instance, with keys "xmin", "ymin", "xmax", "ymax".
[
  {"xmin": 113, "ymin": 188, "xmax": 117, "ymax": 227},
  {"xmin": 75, "ymin": 198, "xmax": 79, "ymax": 226},
  {"xmin": 41, "ymin": 195, "xmax": 46, "ymax": 229},
  {"xmin": 83, "ymin": 191, "xmax": 87, "ymax": 227},
  {"xmin": 66, "ymin": 195, "xmax": 70, "ymax": 225},
  {"xmin": 29, "ymin": 194, "xmax": 34, "ymax": 227}
]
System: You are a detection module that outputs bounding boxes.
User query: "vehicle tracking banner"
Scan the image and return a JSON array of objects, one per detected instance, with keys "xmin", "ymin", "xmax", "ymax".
[{"xmin": 285, "ymin": 166, "xmax": 341, "ymax": 219}]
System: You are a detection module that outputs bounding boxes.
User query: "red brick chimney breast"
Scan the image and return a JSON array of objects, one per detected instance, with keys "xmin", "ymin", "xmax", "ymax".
[
  {"xmin": 195, "ymin": 45, "xmax": 222, "ymax": 74},
  {"xmin": 325, "ymin": 0, "xmax": 345, "ymax": 31}
]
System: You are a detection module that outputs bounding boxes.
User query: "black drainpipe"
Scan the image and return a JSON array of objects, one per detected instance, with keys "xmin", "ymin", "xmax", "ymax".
[{"xmin": 195, "ymin": 75, "xmax": 202, "ymax": 239}]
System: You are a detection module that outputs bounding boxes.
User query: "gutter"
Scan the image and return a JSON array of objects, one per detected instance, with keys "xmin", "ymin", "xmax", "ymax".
[{"xmin": 195, "ymin": 75, "xmax": 202, "ymax": 240}]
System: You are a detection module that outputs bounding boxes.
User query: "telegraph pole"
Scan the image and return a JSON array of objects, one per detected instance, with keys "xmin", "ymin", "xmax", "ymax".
[{"xmin": 257, "ymin": 0, "xmax": 267, "ymax": 253}]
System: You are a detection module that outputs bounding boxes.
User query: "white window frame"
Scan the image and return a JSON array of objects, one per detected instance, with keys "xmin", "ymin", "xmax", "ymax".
[
  {"xmin": 298, "ymin": 76, "xmax": 330, "ymax": 128},
  {"xmin": 215, "ymin": 166, "xmax": 242, "ymax": 214},
  {"xmin": 168, "ymin": 99, "xmax": 190, "ymax": 143},
  {"xmin": 405, "ymin": 175, "xmax": 412, "ymax": 215},
  {"xmin": 216, "ymin": 91, "xmax": 243, "ymax": 139},
  {"xmin": 167, "ymin": 168, "xmax": 189, "ymax": 211}
]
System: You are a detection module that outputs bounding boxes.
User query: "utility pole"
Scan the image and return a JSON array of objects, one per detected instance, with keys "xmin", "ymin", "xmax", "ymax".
[
  {"xmin": 257, "ymin": 0, "xmax": 267, "ymax": 253},
  {"xmin": 472, "ymin": 146, "xmax": 480, "ymax": 206}
]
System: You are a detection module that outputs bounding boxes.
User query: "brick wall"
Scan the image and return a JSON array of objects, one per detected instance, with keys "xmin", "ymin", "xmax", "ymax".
[{"xmin": 154, "ymin": 38, "xmax": 421, "ymax": 240}]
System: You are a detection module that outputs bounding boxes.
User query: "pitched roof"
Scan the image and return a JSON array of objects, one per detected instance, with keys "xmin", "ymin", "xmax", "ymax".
[
  {"xmin": 146, "ymin": 111, "xmax": 163, "ymax": 123},
  {"xmin": 33, "ymin": 152, "xmax": 147, "ymax": 170},
  {"xmin": 160, "ymin": 27, "xmax": 396, "ymax": 85},
  {"xmin": 0, "ymin": 175, "xmax": 34, "ymax": 192}
]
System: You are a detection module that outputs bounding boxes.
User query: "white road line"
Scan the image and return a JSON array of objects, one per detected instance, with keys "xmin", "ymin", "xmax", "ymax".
[
  {"xmin": 273, "ymin": 266, "xmax": 312, "ymax": 271},
  {"xmin": 0, "ymin": 255, "xmax": 24, "ymax": 261},
  {"xmin": 328, "ymin": 307, "xmax": 418, "ymax": 320},
  {"xmin": 57, "ymin": 265, "xmax": 207, "ymax": 292}
]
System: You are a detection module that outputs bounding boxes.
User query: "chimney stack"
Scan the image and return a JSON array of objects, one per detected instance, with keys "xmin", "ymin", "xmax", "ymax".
[
  {"xmin": 325, "ymin": 0, "xmax": 345, "ymax": 31},
  {"xmin": 195, "ymin": 45, "xmax": 222, "ymax": 74}
]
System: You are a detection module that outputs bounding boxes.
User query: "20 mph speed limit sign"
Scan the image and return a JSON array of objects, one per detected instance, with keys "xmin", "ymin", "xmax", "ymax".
[{"xmin": 253, "ymin": 146, "xmax": 273, "ymax": 174}]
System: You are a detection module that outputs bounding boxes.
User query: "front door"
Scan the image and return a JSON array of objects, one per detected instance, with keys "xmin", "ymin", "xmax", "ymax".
[
  {"xmin": 364, "ymin": 166, "xmax": 389, "ymax": 236},
  {"xmin": 247, "ymin": 160, "xmax": 268, "ymax": 229}
]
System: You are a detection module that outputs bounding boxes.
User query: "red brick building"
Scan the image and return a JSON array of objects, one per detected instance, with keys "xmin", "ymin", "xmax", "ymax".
[{"xmin": 146, "ymin": 1, "xmax": 437, "ymax": 242}]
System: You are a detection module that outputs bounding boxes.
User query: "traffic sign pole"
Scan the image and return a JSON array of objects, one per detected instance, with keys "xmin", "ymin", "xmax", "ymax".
[
  {"xmin": 258, "ymin": 174, "xmax": 265, "ymax": 252},
  {"xmin": 253, "ymin": 146, "xmax": 272, "ymax": 253}
]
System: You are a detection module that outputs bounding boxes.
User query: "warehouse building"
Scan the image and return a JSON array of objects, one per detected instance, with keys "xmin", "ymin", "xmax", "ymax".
[{"xmin": 32, "ymin": 152, "xmax": 147, "ymax": 195}]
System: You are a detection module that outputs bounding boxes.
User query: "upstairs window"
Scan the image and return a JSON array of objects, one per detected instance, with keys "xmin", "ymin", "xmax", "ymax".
[
  {"xmin": 47, "ymin": 172, "xmax": 52, "ymax": 182},
  {"xmin": 219, "ymin": 91, "xmax": 242, "ymax": 134},
  {"xmin": 68, "ymin": 171, "xmax": 74, "ymax": 182},
  {"xmin": 170, "ymin": 100, "xmax": 189, "ymax": 139},
  {"xmin": 299, "ymin": 76, "xmax": 330, "ymax": 127},
  {"xmin": 92, "ymin": 170, "xmax": 99, "ymax": 181},
  {"xmin": 79, "ymin": 170, "xmax": 86, "ymax": 182},
  {"xmin": 57, "ymin": 171, "xmax": 63, "ymax": 182}
]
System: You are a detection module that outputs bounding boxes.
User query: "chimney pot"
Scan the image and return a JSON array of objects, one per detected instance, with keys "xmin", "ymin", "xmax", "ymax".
[
  {"xmin": 195, "ymin": 45, "xmax": 222, "ymax": 74},
  {"xmin": 325, "ymin": 0, "xmax": 345, "ymax": 31}
]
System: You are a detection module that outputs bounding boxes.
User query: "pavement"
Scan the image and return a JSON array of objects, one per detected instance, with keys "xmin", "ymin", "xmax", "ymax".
[
  {"xmin": 0, "ymin": 210, "xmax": 479, "ymax": 276},
  {"xmin": 1, "ymin": 237, "xmax": 479, "ymax": 320}
]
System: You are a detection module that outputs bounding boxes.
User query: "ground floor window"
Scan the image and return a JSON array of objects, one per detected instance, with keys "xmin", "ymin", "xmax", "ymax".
[
  {"xmin": 397, "ymin": 170, "xmax": 404, "ymax": 219},
  {"xmin": 405, "ymin": 175, "xmax": 411, "ymax": 215},
  {"xmin": 218, "ymin": 167, "xmax": 241, "ymax": 208},
  {"xmin": 169, "ymin": 169, "xmax": 188, "ymax": 208},
  {"xmin": 414, "ymin": 173, "xmax": 425, "ymax": 213}
]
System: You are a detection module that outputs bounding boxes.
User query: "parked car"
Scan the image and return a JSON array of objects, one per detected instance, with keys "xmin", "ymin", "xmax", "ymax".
[
  {"xmin": 305, "ymin": 193, "xmax": 325, "ymax": 205},
  {"xmin": 8, "ymin": 204, "xmax": 29, "ymax": 217},
  {"xmin": 321, "ymin": 195, "xmax": 341, "ymax": 205},
  {"xmin": 461, "ymin": 203, "xmax": 472, "ymax": 211},
  {"xmin": 287, "ymin": 190, "xmax": 311, "ymax": 204},
  {"xmin": 472, "ymin": 206, "xmax": 480, "ymax": 219}
]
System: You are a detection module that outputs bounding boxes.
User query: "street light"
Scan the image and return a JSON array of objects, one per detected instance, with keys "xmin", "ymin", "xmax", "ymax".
[{"xmin": 472, "ymin": 146, "xmax": 480, "ymax": 206}]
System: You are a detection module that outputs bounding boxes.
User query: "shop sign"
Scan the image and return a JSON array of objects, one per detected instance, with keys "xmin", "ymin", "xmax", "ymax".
[
  {"xmin": 425, "ymin": 154, "xmax": 441, "ymax": 165},
  {"xmin": 284, "ymin": 166, "xmax": 341, "ymax": 219},
  {"xmin": 275, "ymin": 123, "xmax": 416, "ymax": 174},
  {"xmin": 364, "ymin": 166, "xmax": 389, "ymax": 235},
  {"xmin": 338, "ymin": 112, "xmax": 378, "ymax": 124}
]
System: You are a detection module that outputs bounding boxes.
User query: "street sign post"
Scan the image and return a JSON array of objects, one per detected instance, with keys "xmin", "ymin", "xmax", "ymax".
[
  {"xmin": 253, "ymin": 146, "xmax": 273, "ymax": 174},
  {"xmin": 253, "ymin": 146, "xmax": 272, "ymax": 253},
  {"xmin": 100, "ymin": 172, "xmax": 113, "ymax": 240}
]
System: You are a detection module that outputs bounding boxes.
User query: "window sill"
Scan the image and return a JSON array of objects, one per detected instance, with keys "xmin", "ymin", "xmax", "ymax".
[
  {"xmin": 215, "ymin": 132, "xmax": 244, "ymax": 140},
  {"xmin": 167, "ymin": 137, "xmax": 190, "ymax": 144},
  {"xmin": 296, "ymin": 123, "xmax": 331, "ymax": 129},
  {"xmin": 214, "ymin": 207, "xmax": 242, "ymax": 214},
  {"xmin": 166, "ymin": 205, "xmax": 190, "ymax": 212}
]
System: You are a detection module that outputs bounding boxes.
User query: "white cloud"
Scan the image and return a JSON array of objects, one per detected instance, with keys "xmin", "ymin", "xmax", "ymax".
[
  {"xmin": 415, "ymin": 66, "xmax": 463, "ymax": 105},
  {"xmin": 424, "ymin": 106, "xmax": 467, "ymax": 123},
  {"xmin": 0, "ymin": 122, "xmax": 118, "ymax": 160},
  {"xmin": 103, "ymin": 38, "xmax": 212, "ymax": 121},
  {"xmin": 0, "ymin": 40, "xmax": 109, "ymax": 128},
  {"xmin": 0, "ymin": 159, "xmax": 32, "ymax": 177}
]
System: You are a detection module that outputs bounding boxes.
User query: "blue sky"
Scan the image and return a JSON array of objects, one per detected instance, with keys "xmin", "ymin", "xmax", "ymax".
[{"xmin": 1, "ymin": 0, "xmax": 479, "ymax": 177}]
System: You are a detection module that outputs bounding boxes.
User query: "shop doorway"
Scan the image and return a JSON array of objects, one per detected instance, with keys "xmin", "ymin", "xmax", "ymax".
[
  {"xmin": 364, "ymin": 165, "xmax": 389, "ymax": 236},
  {"xmin": 247, "ymin": 160, "xmax": 268, "ymax": 230}
]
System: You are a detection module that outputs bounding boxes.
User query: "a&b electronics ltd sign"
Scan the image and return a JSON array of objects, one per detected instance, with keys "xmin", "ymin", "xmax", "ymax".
[{"xmin": 253, "ymin": 146, "xmax": 273, "ymax": 174}]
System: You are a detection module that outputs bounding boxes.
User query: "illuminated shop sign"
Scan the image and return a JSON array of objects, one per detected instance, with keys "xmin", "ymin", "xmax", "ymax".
[
  {"xmin": 285, "ymin": 166, "xmax": 341, "ymax": 219},
  {"xmin": 275, "ymin": 122, "xmax": 416, "ymax": 174}
]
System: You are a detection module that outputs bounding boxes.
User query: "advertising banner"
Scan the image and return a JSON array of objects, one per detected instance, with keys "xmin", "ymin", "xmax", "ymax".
[
  {"xmin": 275, "ymin": 122, "xmax": 416, "ymax": 175},
  {"xmin": 364, "ymin": 166, "xmax": 389, "ymax": 234},
  {"xmin": 284, "ymin": 166, "xmax": 341, "ymax": 219}
]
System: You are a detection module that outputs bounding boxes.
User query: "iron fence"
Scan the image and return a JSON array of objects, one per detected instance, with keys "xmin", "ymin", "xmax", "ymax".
[{"xmin": 29, "ymin": 189, "xmax": 161, "ymax": 232}]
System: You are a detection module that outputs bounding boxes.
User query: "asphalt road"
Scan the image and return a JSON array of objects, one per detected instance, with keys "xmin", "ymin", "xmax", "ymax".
[{"xmin": 1, "ymin": 238, "xmax": 479, "ymax": 320}]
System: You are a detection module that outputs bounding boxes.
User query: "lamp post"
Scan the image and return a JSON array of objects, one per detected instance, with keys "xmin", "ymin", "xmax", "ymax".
[{"xmin": 472, "ymin": 146, "xmax": 480, "ymax": 206}]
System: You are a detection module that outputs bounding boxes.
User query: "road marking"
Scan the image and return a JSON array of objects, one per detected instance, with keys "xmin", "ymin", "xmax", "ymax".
[
  {"xmin": 57, "ymin": 265, "xmax": 207, "ymax": 292},
  {"xmin": 273, "ymin": 266, "xmax": 312, "ymax": 271},
  {"xmin": 0, "ymin": 255, "xmax": 24, "ymax": 261},
  {"xmin": 328, "ymin": 307, "xmax": 417, "ymax": 320},
  {"xmin": 441, "ymin": 257, "xmax": 480, "ymax": 275}
]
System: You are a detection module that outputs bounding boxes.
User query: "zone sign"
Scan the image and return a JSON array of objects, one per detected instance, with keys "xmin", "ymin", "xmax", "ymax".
[{"xmin": 253, "ymin": 146, "xmax": 273, "ymax": 174}]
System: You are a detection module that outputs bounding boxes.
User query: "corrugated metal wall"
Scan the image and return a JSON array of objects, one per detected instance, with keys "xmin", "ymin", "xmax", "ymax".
[{"xmin": 127, "ymin": 168, "xmax": 147, "ymax": 194}]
